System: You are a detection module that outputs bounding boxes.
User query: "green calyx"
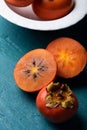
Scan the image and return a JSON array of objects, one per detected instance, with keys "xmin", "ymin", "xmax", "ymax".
[{"xmin": 45, "ymin": 82, "xmax": 75, "ymax": 109}]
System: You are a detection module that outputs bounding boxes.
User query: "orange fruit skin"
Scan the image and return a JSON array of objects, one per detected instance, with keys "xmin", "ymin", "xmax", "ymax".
[
  {"xmin": 14, "ymin": 49, "xmax": 57, "ymax": 92},
  {"xmin": 32, "ymin": 0, "xmax": 75, "ymax": 20},
  {"xmin": 36, "ymin": 86, "xmax": 78, "ymax": 123},
  {"xmin": 46, "ymin": 37, "xmax": 87, "ymax": 78},
  {"xmin": 5, "ymin": 0, "xmax": 33, "ymax": 7}
]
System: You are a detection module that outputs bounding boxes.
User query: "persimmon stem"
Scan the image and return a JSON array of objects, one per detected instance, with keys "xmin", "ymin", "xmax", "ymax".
[{"xmin": 46, "ymin": 82, "xmax": 75, "ymax": 109}]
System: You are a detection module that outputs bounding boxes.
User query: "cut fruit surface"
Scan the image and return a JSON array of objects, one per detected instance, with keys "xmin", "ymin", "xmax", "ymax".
[
  {"xmin": 46, "ymin": 37, "xmax": 87, "ymax": 78},
  {"xmin": 14, "ymin": 49, "xmax": 57, "ymax": 92}
]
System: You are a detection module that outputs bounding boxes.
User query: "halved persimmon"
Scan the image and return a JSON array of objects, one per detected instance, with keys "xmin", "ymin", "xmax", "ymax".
[
  {"xmin": 36, "ymin": 82, "xmax": 78, "ymax": 123},
  {"xmin": 32, "ymin": 0, "xmax": 75, "ymax": 20},
  {"xmin": 5, "ymin": 0, "xmax": 33, "ymax": 7},
  {"xmin": 14, "ymin": 49, "xmax": 57, "ymax": 92},
  {"xmin": 46, "ymin": 37, "xmax": 87, "ymax": 78}
]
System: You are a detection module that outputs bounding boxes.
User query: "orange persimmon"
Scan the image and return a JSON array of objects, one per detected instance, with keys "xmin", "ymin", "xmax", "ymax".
[
  {"xmin": 46, "ymin": 37, "xmax": 87, "ymax": 78},
  {"xmin": 5, "ymin": 0, "xmax": 33, "ymax": 7},
  {"xmin": 14, "ymin": 49, "xmax": 57, "ymax": 92},
  {"xmin": 32, "ymin": 0, "xmax": 75, "ymax": 20},
  {"xmin": 36, "ymin": 82, "xmax": 78, "ymax": 123}
]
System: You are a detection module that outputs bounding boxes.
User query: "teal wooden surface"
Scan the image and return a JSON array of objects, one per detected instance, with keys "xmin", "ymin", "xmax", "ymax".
[{"xmin": 0, "ymin": 15, "xmax": 87, "ymax": 130}]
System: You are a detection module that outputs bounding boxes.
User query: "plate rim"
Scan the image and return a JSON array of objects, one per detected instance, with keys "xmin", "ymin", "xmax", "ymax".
[{"xmin": 0, "ymin": 0, "xmax": 87, "ymax": 31}]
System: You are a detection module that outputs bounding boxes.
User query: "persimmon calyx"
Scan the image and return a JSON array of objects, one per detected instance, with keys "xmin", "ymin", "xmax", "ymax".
[{"xmin": 45, "ymin": 82, "xmax": 75, "ymax": 109}]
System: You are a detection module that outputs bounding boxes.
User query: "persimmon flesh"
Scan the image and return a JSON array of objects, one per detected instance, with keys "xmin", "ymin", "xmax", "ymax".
[
  {"xmin": 32, "ymin": 0, "xmax": 75, "ymax": 20},
  {"xmin": 46, "ymin": 37, "xmax": 87, "ymax": 78},
  {"xmin": 14, "ymin": 49, "xmax": 57, "ymax": 92}
]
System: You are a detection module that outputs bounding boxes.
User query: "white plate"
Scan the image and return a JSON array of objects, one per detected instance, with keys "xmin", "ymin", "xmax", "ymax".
[{"xmin": 0, "ymin": 0, "xmax": 87, "ymax": 31}]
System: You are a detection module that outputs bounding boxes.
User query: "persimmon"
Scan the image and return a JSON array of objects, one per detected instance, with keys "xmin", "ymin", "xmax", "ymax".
[
  {"xmin": 32, "ymin": 0, "xmax": 75, "ymax": 20},
  {"xmin": 36, "ymin": 82, "xmax": 78, "ymax": 123},
  {"xmin": 5, "ymin": 0, "xmax": 33, "ymax": 7},
  {"xmin": 14, "ymin": 49, "xmax": 57, "ymax": 92},
  {"xmin": 46, "ymin": 37, "xmax": 87, "ymax": 78}
]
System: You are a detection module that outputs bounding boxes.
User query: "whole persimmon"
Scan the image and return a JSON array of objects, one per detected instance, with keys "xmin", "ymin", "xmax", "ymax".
[
  {"xmin": 5, "ymin": 0, "xmax": 33, "ymax": 7},
  {"xmin": 32, "ymin": 0, "xmax": 75, "ymax": 20},
  {"xmin": 36, "ymin": 82, "xmax": 78, "ymax": 123},
  {"xmin": 46, "ymin": 37, "xmax": 87, "ymax": 78}
]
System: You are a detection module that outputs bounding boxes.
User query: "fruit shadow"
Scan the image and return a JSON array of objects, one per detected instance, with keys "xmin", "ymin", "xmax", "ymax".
[
  {"xmin": 55, "ymin": 67, "xmax": 87, "ymax": 90},
  {"xmin": 20, "ymin": 89, "xmax": 38, "ymax": 101},
  {"xmin": 46, "ymin": 114, "xmax": 84, "ymax": 130}
]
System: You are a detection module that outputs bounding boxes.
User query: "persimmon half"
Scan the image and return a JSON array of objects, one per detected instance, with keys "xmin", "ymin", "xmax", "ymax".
[
  {"xmin": 32, "ymin": 0, "xmax": 75, "ymax": 20},
  {"xmin": 14, "ymin": 49, "xmax": 57, "ymax": 92},
  {"xmin": 46, "ymin": 37, "xmax": 87, "ymax": 78},
  {"xmin": 5, "ymin": 0, "xmax": 33, "ymax": 7},
  {"xmin": 36, "ymin": 82, "xmax": 78, "ymax": 123}
]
